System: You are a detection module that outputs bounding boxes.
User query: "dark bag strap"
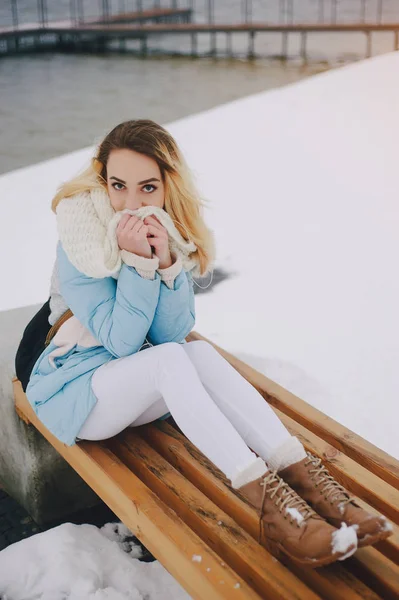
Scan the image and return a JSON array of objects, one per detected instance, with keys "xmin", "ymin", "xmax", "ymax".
[{"xmin": 45, "ymin": 309, "xmax": 73, "ymax": 347}]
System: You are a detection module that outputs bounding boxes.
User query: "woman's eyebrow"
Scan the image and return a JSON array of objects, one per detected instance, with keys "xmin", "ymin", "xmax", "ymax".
[
  {"xmin": 138, "ymin": 177, "xmax": 160, "ymax": 185},
  {"xmin": 110, "ymin": 176, "xmax": 126, "ymax": 184}
]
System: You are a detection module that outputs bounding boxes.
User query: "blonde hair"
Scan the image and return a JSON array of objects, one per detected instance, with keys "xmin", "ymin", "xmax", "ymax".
[{"xmin": 52, "ymin": 119, "xmax": 215, "ymax": 276}]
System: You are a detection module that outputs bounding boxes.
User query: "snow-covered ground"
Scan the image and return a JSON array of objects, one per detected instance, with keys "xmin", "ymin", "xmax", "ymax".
[
  {"xmin": 0, "ymin": 522, "xmax": 190, "ymax": 599},
  {"xmin": 1, "ymin": 51, "xmax": 399, "ymax": 598},
  {"xmin": 1, "ymin": 51, "xmax": 398, "ymax": 458}
]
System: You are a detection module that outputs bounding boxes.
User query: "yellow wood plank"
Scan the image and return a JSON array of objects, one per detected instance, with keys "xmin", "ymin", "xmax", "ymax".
[
  {"xmin": 348, "ymin": 547, "xmax": 399, "ymax": 600},
  {"xmin": 109, "ymin": 431, "xmax": 319, "ymax": 600},
  {"xmin": 187, "ymin": 332, "xmax": 399, "ymax": 491},
  {"xmin": 292, "ymin": 562, "xmax": 382, "ymax": 600},
  {"xmin": 141, "ymin": 422, "xmax": 382, "ymax": 600},
  {"xmin": 355, "ymin": 498, "xmax": 399, "ymax": 566},
  {"xmin": 13, "ymin": 380, "xmax": 262, "ymax": 600},
  {"xmin": 274, "ymin": 407, "xmax": 399, "ymax": 526}
]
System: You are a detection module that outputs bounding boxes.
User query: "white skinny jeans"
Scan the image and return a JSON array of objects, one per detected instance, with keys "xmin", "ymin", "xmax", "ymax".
[{"xmin": 78, "ymin": 340, "xmax": 298, "ymax": 487}]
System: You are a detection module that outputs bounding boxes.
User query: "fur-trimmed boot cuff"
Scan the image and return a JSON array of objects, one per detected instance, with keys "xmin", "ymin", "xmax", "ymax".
[
  {"xmin": 231, "ymin": 456, "xmax": 268, "ymax": 489},
  {"xmin": 267, "ymin": 437, "xmax": 307, "ymax": 472}
]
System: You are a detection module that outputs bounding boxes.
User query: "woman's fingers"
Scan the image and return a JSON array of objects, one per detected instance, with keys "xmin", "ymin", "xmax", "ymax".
[
  {"xmin": 147, "ymin": 235, "xmax": 162, "ymax": 248},
  {"xmin": 126, "ymin": 216, "xmax": 141, "ymax": 232},
  {"xmin": 118, "ymin": 214, "xmax": 139, "ymax": 233},
  {"xmin": 145, "ymin": 224, "xmax": 167, "ymax": 239},
  {"xmin": 144, "ymin": 216, "xmax": 165, "ymax": 232},
  {"xmin": 118, "ymin": 215, "xmax": 166, "ymax": 249},
  {"xmin": 133, "ymin": 221, "xmax": 148, "ymax": 237},
  {"xmin": 117, "ymin": 213, "xmax": 133, "ymax": 232}
]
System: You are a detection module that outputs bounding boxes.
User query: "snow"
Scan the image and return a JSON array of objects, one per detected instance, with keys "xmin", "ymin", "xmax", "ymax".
[
  {"xmin": 285, "ymin": 507, "xmax": 304, "ymax": 525},
  {"xmin": 1, "ymin": 53, "xmax": 398, "ymax": 460},
  {"xmin": 331, "ymin": 523, "xmax": 357, "ymax": 559},
  {"xmin": 382, "ymin": 519, "xmax": 394, "ymax": 532},
  {"xmin": 1, "ymin": 50, "xmax": 399, "ymax": 597},
  {"xmin": 1, "ymin": 54, "xmax": 398, "ymax": 460},
  {"xmin": 0, "ymin": 522, "xmax": 190, "ymax": 600},
  {"xmin": 191, "ymin": 554, "xmax": 202, "ymax": 563}
]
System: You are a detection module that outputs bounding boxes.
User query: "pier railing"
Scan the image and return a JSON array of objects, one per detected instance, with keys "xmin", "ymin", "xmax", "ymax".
[
  {"xmin": 2, "ymin": 0, "xmax": 399, "ymax": 31},
  {"xmin": 1, "ymin": 0, "xmax": 399, "ymax": 60}
]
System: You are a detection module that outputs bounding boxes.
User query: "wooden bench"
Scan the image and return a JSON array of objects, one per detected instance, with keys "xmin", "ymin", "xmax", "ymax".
[{"xmin": 13, "ymin": 331, "xmax": 399, "ymax": 600}]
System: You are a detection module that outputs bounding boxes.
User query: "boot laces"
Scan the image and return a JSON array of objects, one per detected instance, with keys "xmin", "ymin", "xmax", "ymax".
[
  {"xmin": 258, "ymin": 470, "xmax": 314, "ymax": 542},
  {"xmin": 305, "ymin": 453, "xmax": 353, "ymax": 508}
]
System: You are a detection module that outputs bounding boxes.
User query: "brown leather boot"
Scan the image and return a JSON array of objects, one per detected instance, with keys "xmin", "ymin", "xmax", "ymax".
[
  {"xmin": 237, "ymin": 470, "xmax": 357, "ymax": 567},
  {"xmin": 280, "ymin": 453, "xmax": 393, "ymax": 547}
]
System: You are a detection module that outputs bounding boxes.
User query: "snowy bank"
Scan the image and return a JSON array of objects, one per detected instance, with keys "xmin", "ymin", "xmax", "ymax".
[
  {"xmin": 0, "ymin": 521, "xmax": 189, "ymax": 599},
  {"xmin": 0, "ymin": 51, "xmax": 398, "ymax": 462}
]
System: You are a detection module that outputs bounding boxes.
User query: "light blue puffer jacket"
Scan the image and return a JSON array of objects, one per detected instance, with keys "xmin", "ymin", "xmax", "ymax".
[{"xmin": 26, "ymin": 242, "xmax": 195, "ymax": 445}]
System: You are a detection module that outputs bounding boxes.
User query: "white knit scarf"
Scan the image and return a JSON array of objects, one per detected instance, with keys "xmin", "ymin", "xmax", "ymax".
[{"xmin": 56, "ymin": 187, "xmax": 200, "ymax": 279}]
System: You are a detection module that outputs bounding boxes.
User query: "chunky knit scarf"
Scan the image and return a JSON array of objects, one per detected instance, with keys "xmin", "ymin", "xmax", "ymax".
[
  {"xmin": 49, "ymin": 187, "xmax": 202, "ymax": 325},
  {"xmin": 56, "ymin": 187, "xmax": 200, "ymax": 279}
]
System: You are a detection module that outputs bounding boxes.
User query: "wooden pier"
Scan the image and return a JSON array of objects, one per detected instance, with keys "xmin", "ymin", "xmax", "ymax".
[{"xmin": 1, "ymin": 7, "xmax": 399, "ymax": 61}]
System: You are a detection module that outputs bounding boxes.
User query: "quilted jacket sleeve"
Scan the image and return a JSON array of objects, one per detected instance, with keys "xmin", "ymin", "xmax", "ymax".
[
  {"xmin": 57, "ymin": 242, "xmax": 161, "ymax": 358},
  {"xmin": 147, "ymin": 269, "xmax": 195, "ymax": 345}
]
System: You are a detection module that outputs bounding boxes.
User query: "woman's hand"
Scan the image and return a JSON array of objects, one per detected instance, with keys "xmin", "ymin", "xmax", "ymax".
[
  {"xmin": 117, "ymin": 214, "xmax": 152, "ymax": 258},
  {"xmin": 144, "ymin": 215, "xmax": 172, "ymax": 269}
]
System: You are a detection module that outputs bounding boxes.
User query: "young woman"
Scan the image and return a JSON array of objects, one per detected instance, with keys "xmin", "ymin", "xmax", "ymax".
[{"xmin": 16, "ymin": 120, "xmax": 391, "ymax": 567}]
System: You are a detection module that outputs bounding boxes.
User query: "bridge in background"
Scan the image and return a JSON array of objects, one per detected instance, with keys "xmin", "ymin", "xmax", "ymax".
[{"xmin": 1, "ymin": 1, "xmax": 399, "ymax": 60}]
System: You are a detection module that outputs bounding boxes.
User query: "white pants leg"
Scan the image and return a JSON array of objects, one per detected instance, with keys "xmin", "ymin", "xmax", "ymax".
[
  {"xmin": 78, "ymin": 342, "xmax": 267, "ymax": 487},
  {"xmin": 181, "ymin": 341, "xmax": 306, "ymax": 469}
]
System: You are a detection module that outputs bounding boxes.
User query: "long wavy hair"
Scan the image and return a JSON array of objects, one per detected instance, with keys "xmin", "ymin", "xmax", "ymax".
[{"xmin": 52, "ymin": 119, "xmax": 215, "ymax": 276}]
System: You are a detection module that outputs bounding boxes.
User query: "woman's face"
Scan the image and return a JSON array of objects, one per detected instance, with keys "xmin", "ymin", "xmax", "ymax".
[{"xmin": 106, "ymin": 148, "xmax": 165, "ymax": 212}]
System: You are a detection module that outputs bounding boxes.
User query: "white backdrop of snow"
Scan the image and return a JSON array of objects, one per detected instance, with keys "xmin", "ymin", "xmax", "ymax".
[{"xmin": 0, "ymin": 52, "xmax": 398, "ymax": 464}]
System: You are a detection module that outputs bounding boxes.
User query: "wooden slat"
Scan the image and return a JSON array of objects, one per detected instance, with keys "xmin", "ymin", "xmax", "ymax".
[
  {"xmin": 270, "ymin": 406, "xmax": 399, "ymax": 564},
  {"xmin": 108, "ymin": 431, "xmax": 318, "ymax": 600},
  {"xmin": 275, "ymin": 406, "xmax": 399, "ymax": 567},
  {"xmin": 292, "ymin": 562, "xmax": 382, "ymax": 600},
  {"xmin": 88, "ymin": 444, "xmax": 262, "ymax": 600},
  {"xmin": 273, "ymin": 406, "xmax": 399, "ymax": 526},
  {"xmin": 274, "ymin": 406, "xmax": 399, "ymax": 565},
  {"xmin": 141, "ymin": 420, "xmax": 262, "ymax": 537},
  {"xmin": 187, "ymin": 332, "xmax": 399, "ymax": 491},
  {"xmin": 355, "ymin": 498, "xmax": 399, "ymax": 566},
  {"xmin": 12, "ymin": 380, "xmax": 261, "ymax": 600},
  {"xmin": 141, "ymin": 422, "xmax": 383, "ymax": 600},
  {"xmin": 348, "ymin": 548, "xmax": 399, "ymax": 600}
]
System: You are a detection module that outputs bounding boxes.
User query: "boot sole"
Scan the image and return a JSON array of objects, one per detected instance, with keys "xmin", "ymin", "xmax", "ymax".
[
  {"xmin": 358, "ymin": 529, "xmax": 392, "ymax": 548},
  {"xmin": 263, "ymin": 538, "xmax": 357, "ymax": 568}
]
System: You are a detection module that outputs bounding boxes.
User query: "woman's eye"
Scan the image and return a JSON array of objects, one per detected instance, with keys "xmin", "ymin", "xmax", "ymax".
[
  {"xmin": 112, "ymin": 182, "xmax": 125, "ymax": 191},
  {"xmin": 142, "ymin": 184, "xmax": 156, "ymax": 193}
]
